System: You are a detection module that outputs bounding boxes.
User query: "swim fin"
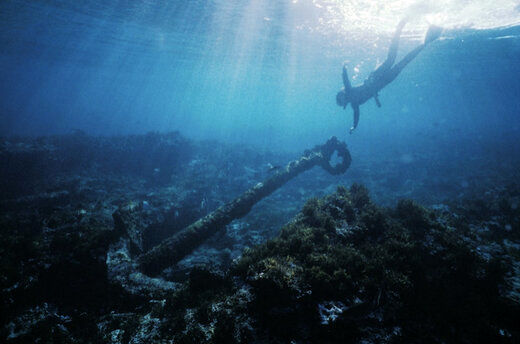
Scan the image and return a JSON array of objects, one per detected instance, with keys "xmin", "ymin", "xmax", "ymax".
[{"xmin": 424, "ymin": 25, "xmax": 443, "ymax": 45}]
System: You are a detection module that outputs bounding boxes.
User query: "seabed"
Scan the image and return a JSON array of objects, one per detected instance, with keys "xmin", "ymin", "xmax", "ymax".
[{"xmin": 1, "ymin": 131, "xmax": 519, "ymax": 343}]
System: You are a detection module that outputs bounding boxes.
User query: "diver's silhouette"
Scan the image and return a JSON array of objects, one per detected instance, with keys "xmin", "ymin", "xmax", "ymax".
[{"xmin": 336, "ymin": 19, "xmax": 442, "ymax": 133}]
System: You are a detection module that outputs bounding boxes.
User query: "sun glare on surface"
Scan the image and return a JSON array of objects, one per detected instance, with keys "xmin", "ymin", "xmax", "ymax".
[{"xmin": 291, "ymin": 0, "xmax": 520, "ymax": 40}]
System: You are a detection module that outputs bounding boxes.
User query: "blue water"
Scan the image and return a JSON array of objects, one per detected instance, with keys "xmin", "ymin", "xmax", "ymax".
[
  {"xmin": 1, "ymin": 3, "xmax": 520, "ymax": 340},
  {"xmin": 1, "ymin": 0, "xmax": 520, "ymax": 156}
]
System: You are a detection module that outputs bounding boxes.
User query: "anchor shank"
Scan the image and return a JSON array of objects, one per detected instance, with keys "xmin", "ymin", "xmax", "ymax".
[{"xmin": 138, "ymin": 137, "xmax": 351, "ymax": 276}]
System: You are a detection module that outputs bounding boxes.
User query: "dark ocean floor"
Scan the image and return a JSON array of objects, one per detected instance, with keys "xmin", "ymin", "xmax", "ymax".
[{"xmin": 1, "ymin": 131, "xmax": 519, "ymax": 343}]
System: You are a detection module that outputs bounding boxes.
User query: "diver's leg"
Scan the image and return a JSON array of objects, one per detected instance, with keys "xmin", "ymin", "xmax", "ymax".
[
  {"xmin": 374, "ymin": 18, "xmax": 408, "ymax": 75},
  {"xmin": 394, "ymin": 44, "xmax": 424, "ymax": 71},
  {"xmin": 386, "ymin": 18, "xmax": 408, "ymax": 65},
  {"xmin": 424, "ymin": 25, "xmax": 443, "ymax": 45},
  {"xmin": 385, "ymin": 44, "xmax": 425, "ymax": 83},
  {"xmin": 386, "ymin": 24, "xmax": 442, "ymax": 82}
]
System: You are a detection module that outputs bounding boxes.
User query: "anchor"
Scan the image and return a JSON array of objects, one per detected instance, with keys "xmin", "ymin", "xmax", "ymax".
[{"xmin": 130, "ymin": 136, "xmax": 351, "ymax": 276}]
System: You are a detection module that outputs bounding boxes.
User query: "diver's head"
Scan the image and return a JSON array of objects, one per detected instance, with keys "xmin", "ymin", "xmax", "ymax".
[{"xmin": 336, "ymin": 88, "xmax": 349, "ymax": 109}]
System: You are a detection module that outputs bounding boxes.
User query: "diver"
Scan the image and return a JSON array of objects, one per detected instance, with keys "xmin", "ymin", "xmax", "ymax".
[{"xmin": 336, "ymin": 18, "xmax": 443, "ymax": 133}]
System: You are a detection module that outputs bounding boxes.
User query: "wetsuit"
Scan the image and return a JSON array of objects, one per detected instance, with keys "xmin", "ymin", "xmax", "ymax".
[{"xmin": 339, "ymin": 19, "xmax": 441, "ymax": 132}]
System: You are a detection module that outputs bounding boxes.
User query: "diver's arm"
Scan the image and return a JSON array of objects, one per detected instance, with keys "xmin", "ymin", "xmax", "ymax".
[
  {"xmin": 374, "ymin": 93, "xmax": 381, "ymax": 107},
  {"xmin": 350, "ymin": 104, "xmax": 360, "ymax": 134},
  {"xmin": 342, "ymin": 65, "xmax": 352, "ymax": 90}
]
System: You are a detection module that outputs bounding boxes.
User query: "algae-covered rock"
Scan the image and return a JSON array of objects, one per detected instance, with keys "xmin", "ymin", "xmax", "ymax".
[
  {"xmin": 166, "ymin": 184, "xmax": 519, "ymax": 344},
  {"xmin": 1, "ymin": 131, "xmax": 519, "ymax": 343},
  {"xmin": 2, "ymin": 182, "xmax": 519, "ymax": 343}
]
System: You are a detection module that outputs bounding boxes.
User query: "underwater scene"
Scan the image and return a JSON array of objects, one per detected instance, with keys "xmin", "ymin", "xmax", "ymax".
[{"xmin": 1, "ymin": 0, "xmax": 520, "ymax": 343}]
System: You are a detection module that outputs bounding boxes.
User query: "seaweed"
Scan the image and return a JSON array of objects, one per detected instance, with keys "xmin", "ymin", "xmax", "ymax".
[
  {"xmin": 1, "ymin": 133, "xmax": 519, "ymax": 343},
  {"xmin": 132, "ymin": 184, "xmax": 520, "ymax": 343}
]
